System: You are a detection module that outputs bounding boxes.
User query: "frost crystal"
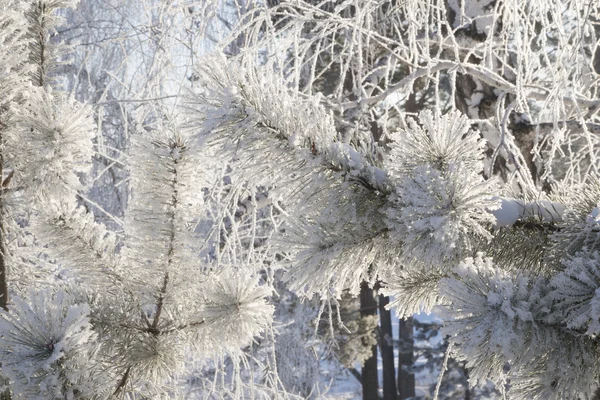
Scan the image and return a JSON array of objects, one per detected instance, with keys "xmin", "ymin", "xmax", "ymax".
[
  {"xmin": 388, "ymin": 110, "xmax": 487, "ymax": 175},
  {"xmin": 439, "ymin": 254, "xmax": 536, "ymax": 386},
  {"xmin": 0, "ymin": 290, "xmax": 101, "ymax": 399},
  {"xmin": 390, "ymin": 165, "xmax": 498, "ymax": 262},
  {"xmin": 385, "ymin": 111, "xmax": 498, "ymax": 262},
  {"xmin": 8, "ymin": 89, "xmax": 95, "ymax": 201},
  {"xmin": 550, "ymin": 252, "xmax": 600, "ymax": 336},
  {"xmin": 203, "ymin": 270, "xmax": 274, "ymax": 351}
]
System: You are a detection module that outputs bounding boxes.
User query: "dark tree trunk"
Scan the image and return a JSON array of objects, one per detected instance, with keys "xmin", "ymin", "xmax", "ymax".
[
  {"xmin": 392, "ymin": 83, "xmax": 418, "ymax": 400},
  {"xmin": 378, "ymin": 294, "xmax": 397, "ymax": 400},
  {"xmin": 397, "ymin": 318, "xmax": 415, "ymax": 400},
  {"xmin": 0, "ymin": 130, "xmax": 8, "ymax": 313},
  {"xmin": 0, "ymin": 227, "xmax": 7, "ymax": 313},
  {"xmin": 464, "ymin": 365, "xmax": 471, "ymax": 400},
  {"xmin": 0, "ymin": 120, "xmax": 10, "ymax": 400},
  {"xmin": 360, "ymin": 281, "xmax": 379, "ymax": 400},
  {"xmin": 593, "ymin": 17, "xmax": 600, "ymax": 76},
  {"xmin": 0, "ymin": 388, "xmax": 10, "ymax": 400}
]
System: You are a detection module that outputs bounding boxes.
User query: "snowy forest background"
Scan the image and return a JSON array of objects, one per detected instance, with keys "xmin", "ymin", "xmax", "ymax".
[{"xmin": 1, "ymin": 0, "xmax": 600, "ymax": 399}]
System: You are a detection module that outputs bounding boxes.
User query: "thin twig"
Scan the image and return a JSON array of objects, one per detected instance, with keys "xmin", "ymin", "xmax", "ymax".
[
  {"xmin": 113, "ymin": 366, "xmax": 131, "ymax": 396},
  {"xmin": 76, "ymin": 193, "xmax": 124, "ymax": 227},
  {"xmin": 434, "ymin": 342, "xmax": 453, "ymax": 400}
]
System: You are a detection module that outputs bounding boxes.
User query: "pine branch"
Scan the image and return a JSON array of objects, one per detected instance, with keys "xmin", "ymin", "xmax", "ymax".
[
  {"xmin": 30, "ymin": 201, "xmax": 120, "ymax": 287},
  {"xmin": 0, "ymin": 151, "xmax": 8, "ymax": 312},
  {"xmin": 348, "ymin": 367, "xmax": 361, "ymax": 382},
  {"xmin": 342, "ymin": 61, "xmax": 600, "ymax": 113},
  {"xmin": 144, "ymin": 143, "xmax": 181, "ymax": 335},
  {"xmin": 149, "ymin": 273, "xmax": 169, "ymax": 335},
  {"xmin": 25, "ymin": 1, "xmax": 76, "ymax": 87},
  {"xmin": 112, "ymin": 366, "xmax": 131, "ymax": 397},
  {"xmin": 189, "ymin": 58, "xmax": 390, "ymax": 196}
]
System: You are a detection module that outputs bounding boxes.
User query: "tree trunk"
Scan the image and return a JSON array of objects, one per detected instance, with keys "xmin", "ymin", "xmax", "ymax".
[
  {"xmin": 464, "ymin": 365, "xmax": 471, "ymax": 400},
  {"xmin": 378, "ymin": 294, "xmax": 397, "ymax": 400},
  {"xmin": 397, "ymin": 318, "xmax": 415, "ymax": 400},
  {"xmin": 0, "ymin": 131, "xmax": 8, "ymax": 312},
  {"xmin": 360, "ymin": 281, "xmax": 379, "ymax": 400},
  {"xmin": 0, "ymin": 387, "xmax": 10, "ymax": 400},
  {"xmin": 0, "ymin": 121, "xmax": 10, "ymax": 400},
  {"xmin": 393, "ymin": 80, "xmax": 418, "ymax": 400},
  {"xmin": 0, "ymin": 218, "xmax": 8, "ymax": 312}
]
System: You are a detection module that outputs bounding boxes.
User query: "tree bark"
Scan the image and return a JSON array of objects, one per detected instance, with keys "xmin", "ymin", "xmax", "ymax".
[
  {"xmin": 592, "ymin": 386, "xmax": 600, "ymax": 400},
  {"xmin": 397, "ymin": 318, "xmax": 415, "ymax": 399},
  {"xmin": 0, "ymin": 387, "xmax": 10, "ymax": 400},
  {"xmin": 0, "ymin": 128, "xmax": 8, "ymax": 312},
  {"xmin": 0, "ymin": 223, "xmax": 7, "ymax": 312},
  {"xmin": 360, "ymin": 281, "xmax": 379, "ymax": 400},
  {"xmin": 0, "ymin": 122, "xmax": 10, "ymax": 400},
  {"xmin": 394, "ymin": 82, "xmax": 418, "ymax": 400},
  {"xmin": 378, "ymin": 294, "xmax": 397, "ymax": 400},
  {"xmin": 464, "ymin": 365, "xmax": 471, "ymax": 400}
]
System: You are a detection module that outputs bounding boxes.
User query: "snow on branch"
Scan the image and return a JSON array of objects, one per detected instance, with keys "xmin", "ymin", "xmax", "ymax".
[
  {"xmin": 491, "ymin": 197, "xmax": 566, "ymax": 228},
  {"xmin": 24, "ymin": 0, "xmax": 79, "ymax": 87},
  {"xmin": 8, "ymin": 89, "xmax": 95, "ymax": 203},
  {"xmin": 30, "ymin": 199, "xmax": 120, "ymax": 287},
  {"xmin": 382, "ymin": 266, "xmax": 448, "ymax": 319},
  {"xmin": 0, "ymin": 1, "xmax": 31, "ymax": 108},
  {"xmin": 439, "ymin": 253, "xmax": 600, "ymax": 399},
  {"xmin": 122, "ymin": 125, "xmax": 206, "ymax": 306},
  {"xmin": 282, "ymin": 221, "xmax": 391, "ymax": 298},
  {"xmin": 0, "ymin": 289, "xmax": 108, "ymax": 399},
  {"xmin": 385, "ymin": 110, "xmax": 500, "ymax": 263},
  {"xmin": 341, "ymin": 61, "xmax": 600, "ymax": 113},
  {"xmin": 549, "ymin": 251, "xmax": 600, "ymax": 336},
  {"xmin": 273, "ymin": 168, "xmax": 394, "ymax": 297},
  {"xmin": 202, "ymin": 269, "xmax": 274, "ymax": 353},
  {"xmin": 186, "ymin": 56, "xmax": 389, "ymax": 194}
]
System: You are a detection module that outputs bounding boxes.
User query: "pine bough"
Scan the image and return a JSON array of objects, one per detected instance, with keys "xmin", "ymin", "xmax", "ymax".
[
  {"xmin": 186, "ymin": 56, "xmax": 600, "ymax": 399},
  {"xmin": 2, "ymin": 1, "xmax": 600, "ymax": 399},
  {"xmin": 0, "ymin": 2, "xmax": 274, "ymax": 398}
]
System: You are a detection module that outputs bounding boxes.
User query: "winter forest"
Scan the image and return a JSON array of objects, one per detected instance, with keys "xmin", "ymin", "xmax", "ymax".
[{"xmin": 1, "ymin": 0, "xmax": 600, "ymax": 398}]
